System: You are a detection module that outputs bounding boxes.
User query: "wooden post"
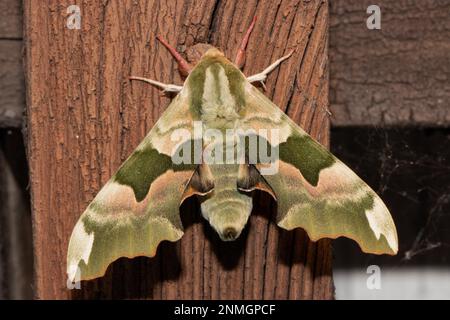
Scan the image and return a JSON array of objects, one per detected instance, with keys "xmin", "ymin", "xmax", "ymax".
[
  {"xmin": 24, "ymin": 0, "xmax": 333, "ymax": 299},
  {"xmin": 0, "ymin": 0, "xmax": 24, "ymax": 128}
]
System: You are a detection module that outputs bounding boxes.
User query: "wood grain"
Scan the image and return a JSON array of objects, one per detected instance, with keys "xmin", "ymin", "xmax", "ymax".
[
  {"xmin": 0, "ymin": 41, "xmax": 25, "ymax": 128},
  {"xmin": 0, "ymin": 0, "xmax": 24, "ymax": 128},
  {"xmin": 330, "ymin": 0, "xmax": 450, "ymax": 126},
  {"xmin": 0, "ymin": 0, "xmax": 22, "ymax": 39},
  {"xmin": 24, "ymin": 0, "xmax": 333, "ymax": 299}
]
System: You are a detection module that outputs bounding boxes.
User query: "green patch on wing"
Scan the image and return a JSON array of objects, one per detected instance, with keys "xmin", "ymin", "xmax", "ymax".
[
  {"xmin": 186, "ymin": 61, "xmax": 206, "ymax": 119},
  {"xmin": 277, "ymin": 188, "xmax": 394, "ymax": 254},
  {"xmin": 280, "ymin": 191, "xmax": 375, "ymax": 232},
  {"xmin": 238, "ymin": 133, "xmax": 277, "ymax": 164},
  {"xmin": 78, "ymin": 213, "xmax": 182, "ymax": 280},
  {"xmin": 279, "ymin": 134, "xmax": 335, "ymax": 186},
  {"xmin": 114, "ymin": 142, "xmax": 197, "ymax": 202},
  {"xmin": 114, "ymin": 147, "xmax": 173, "ymax": 202}
]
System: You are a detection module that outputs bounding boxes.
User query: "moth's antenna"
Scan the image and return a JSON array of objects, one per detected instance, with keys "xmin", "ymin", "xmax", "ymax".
[
  {"xmin": 156, "ymin": 35, "xmax": 193, "ymax": 77},
  {"xmin": 234, "ymin": 15, "xmax": 257, "ymax": 69}
]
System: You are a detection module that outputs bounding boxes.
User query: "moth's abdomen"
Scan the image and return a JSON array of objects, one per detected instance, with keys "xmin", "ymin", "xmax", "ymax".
[{"xmin": 199, "ymin": 164, "xmax": 252, "ymax": 241}]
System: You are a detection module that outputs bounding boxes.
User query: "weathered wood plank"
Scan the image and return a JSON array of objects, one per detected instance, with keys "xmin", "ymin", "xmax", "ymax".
[
  {"xmin": 0, "ymin": 0, "xmax": 22, "ymax": 39},
  {"xmin": 330, "ymin": 0, "xmax": 450, "ymax": 126},
  {"xmin": 0, "ymin": 41, "xmax": 25, "ymax": 128},
  {"xmin": 25, "ymin": 0, "xmax": 332, "ymax": 299}
]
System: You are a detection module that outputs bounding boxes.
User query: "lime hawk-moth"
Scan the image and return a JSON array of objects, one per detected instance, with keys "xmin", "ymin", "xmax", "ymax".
[{"xmin": 67, "ymin": 17, "xmax": 398, "ymax": 282}]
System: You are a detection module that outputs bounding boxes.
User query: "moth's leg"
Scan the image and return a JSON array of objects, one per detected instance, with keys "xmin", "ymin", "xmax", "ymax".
[
  {"xmin": 129, "ymin": 76, "xmax": 183, "ymax": 93},
  {"xmin": 129, "ymin": 36, "xmax": 191, "ymax": 92},
  {"xmin": 156, "ymin": 35, "xmax": 193, "ymax": 77},
  {"xmin": 234, "ymin": 15, "xmax": 257, "ymax": 69},
  {"xmin": 246, "ymin": 51, "xmax": 294, "ymax": 87}
]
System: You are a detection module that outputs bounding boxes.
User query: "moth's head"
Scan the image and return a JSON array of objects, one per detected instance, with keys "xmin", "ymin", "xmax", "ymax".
[
  {"xmin": 202, "ymin": 48, "xmax": 225, "ymax": 58},
  {"xmin": 186, "ymin": 44, "xmax": 227, "ymax": 66}
]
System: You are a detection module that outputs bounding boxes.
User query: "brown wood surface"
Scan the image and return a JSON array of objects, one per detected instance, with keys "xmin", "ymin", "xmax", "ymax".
[
  {"xmin": 0, "ymin": 40, "xmax": 24, "ymax": 128},
  {"xmin": 0, "ymin": 0, "xmax": 24, "ymax": 128},
  {"xmin": 330, "ymin": 0, "xmax": 450, "ymax": 126},
  {"xmin": 0, "ymin": 0, "xmax": 22, "ymax": 39},
  {"xmin": 24, "ymin": 0, "xmax": 333, "ymax": 299}
]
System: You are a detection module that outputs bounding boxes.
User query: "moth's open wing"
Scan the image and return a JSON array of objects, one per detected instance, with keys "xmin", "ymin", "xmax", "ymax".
[
  {"xmin": 242, "ymin": 83, "xmax": 398, "ymax": 255},
  {"xmin": 67, "ymin": 91, "xmax": 199, "ymax": 282}
]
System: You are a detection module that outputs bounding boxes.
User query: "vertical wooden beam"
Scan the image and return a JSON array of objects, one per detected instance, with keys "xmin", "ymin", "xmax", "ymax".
[
  {"xmin": 24, "ymin": 0, "xmax": 332, "ymax": 299},
  {"xmin": 0, "ymin": 0, "xmax": 24, "ymax": 129}
]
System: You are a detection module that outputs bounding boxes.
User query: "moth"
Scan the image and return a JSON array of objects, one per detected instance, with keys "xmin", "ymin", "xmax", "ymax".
[{"xmin": 67, "ymin": 17, "xmax": 398, "ymax": 282}]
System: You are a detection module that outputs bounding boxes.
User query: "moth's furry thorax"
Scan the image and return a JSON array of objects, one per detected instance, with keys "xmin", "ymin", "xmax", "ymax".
[{"xmin": 185, "ymin": 51, "xmax": 246, "ymax": 130}]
